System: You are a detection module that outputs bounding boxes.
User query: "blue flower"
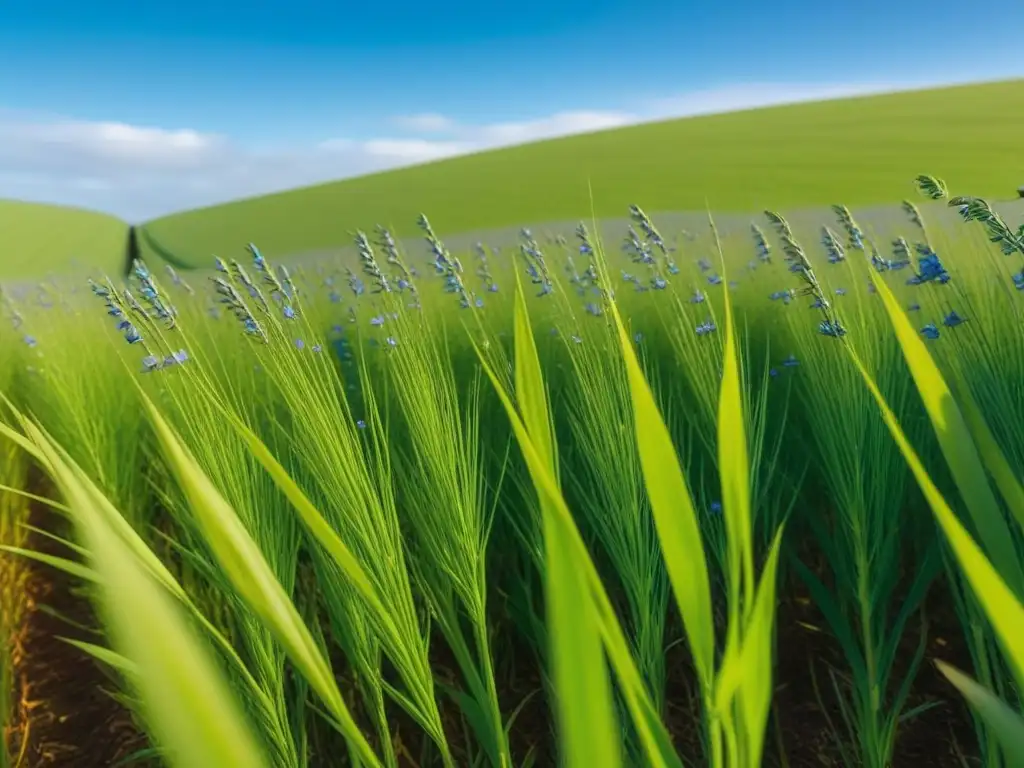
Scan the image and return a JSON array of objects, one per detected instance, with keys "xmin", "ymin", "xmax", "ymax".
[
  {"xmin": 696, "ymin": 320, "xmax": 717, "ymax": 336},
  {"xmin": 370, "ymin": 314, "xmax": 385, "ymax": 327},
  {"xmin": 909, "ymin": 249, "xmax": 950, "ymax": 285},
  {"xmin": 356, "ymin": 419, "xmax": 367, "ymax": 429},
  {"xmin": 707, "ymin": 274, "xmax": 723, "ymax": 286},
  {"xmin": 23, "ymin": 335, "xmax": 36, "ymax": 348},
  {"xmin": 835, "ymin": 288, "xmax": 847, "ymax": 296},
  {"xmin": 818, "ymin": 320, "xmax": 846, "ymax": 338},
  {"xmin": 123, "ymin": 325, "xmax": 143, "ymax": 344},
  {"xmin": 1013, "ymin": 271, "xmax": 1024, "ymax": 291},
  {"xmin": 921, "ymin": 323, "xmax": 940, "ymax": 340},
  {"xmin": 943, "ymin": 310, "xmax": 966, "ymax": 327},
  {"xmin": 141, "ymin": 355, "xmax": 160, "ymax": 372},
  {"xmin": 295, "ymin": 339, "xmax": 305, "ymax": 349},
  {"xmin": 163, "ymin": 349, "xmax": 188, "ymax": 368},
  {"xmin": 283, "ymin": 305, "xmax": 296, "ymax": 319},
  {"xmin": 908, "ymin": 302, "xmax": 921, "ymax": 311},
  {"xmin": 710, "ymin": 501, "xmax": 722, "ymax": 515},
  {"xmin": 385, "ymin": 336, "xmax": 397, "ymax": 347},
  {"xmin": 690, "ymin": 290, "xmax": 706, "ymax": 304},
  {"xmin": 782, "ymin": 354, "xmax": 799, "ymax": 367}
]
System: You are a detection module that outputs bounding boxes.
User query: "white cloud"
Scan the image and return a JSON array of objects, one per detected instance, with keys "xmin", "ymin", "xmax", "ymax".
[
  {"xmin": 469, "ymin": 110, "xmax": 637, "ymax": 145},
  {"xmin": 0, "ymin": 79, "xmax": 953, "ymax": 221},
  {"xmin": 361, "ymin": 138, "xmax": 470, "ymax": 161},
  {"xmin": 393, "ymin": 113, "xmax": 456, "ymax": 132}
]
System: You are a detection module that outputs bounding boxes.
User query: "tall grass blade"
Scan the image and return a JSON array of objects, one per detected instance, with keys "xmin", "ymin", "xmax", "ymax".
[
  {"xmin": 18, "ymin": 417, "xmax": 270, "ymax": 768},
  {"xmin": 936, "ymin": 661, "xmax": 1024, "ymax": 767},
  {"xmin": 508, "ymin": 272, "xmax": 620, "ymax": 768}
]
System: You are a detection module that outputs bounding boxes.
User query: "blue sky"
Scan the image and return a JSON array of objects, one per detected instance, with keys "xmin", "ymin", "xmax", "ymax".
[{"xmin": 0, "ymin": 0, "xmax": 1022, "ymax": 220}]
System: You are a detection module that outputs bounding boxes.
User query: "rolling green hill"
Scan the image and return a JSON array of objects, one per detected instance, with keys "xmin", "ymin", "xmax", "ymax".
[
  {"xmin": 141, "ymin": 79, "xmax": 1024, "ymax": 267},
  {"xmin": 0, "ymin": 200, "xmax": 127, "ymax": 281}
]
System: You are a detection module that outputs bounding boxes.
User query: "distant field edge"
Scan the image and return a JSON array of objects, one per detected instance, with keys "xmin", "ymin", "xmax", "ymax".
[
  {"xmin": 125, "ymin": 79, "xmax": 1024, "ymax": 268},
  {"xmin": 142, "ymin": 76, "xmax": 1024, "ymax": 225}
]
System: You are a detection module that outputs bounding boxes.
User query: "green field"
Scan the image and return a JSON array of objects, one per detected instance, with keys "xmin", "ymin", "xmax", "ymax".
[
  {"xmin": 0, "ymin": 200, "xmax": 127, "ymax": 281},
  {"xmin": 4, "ymin": 177, "xmax": 1024, "ymax": 767},
  {"xmin": 141, "ymin": 79, "xmax": 1024, "ymax": 266}
]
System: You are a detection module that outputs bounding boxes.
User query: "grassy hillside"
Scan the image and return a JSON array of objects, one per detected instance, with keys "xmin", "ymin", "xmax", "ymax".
[
  {"xmin": 0, "ymin": 200, "xmax": 127, "ymax": 281},
  {"xmin": 142, "ymin": 79, "xmax": 1024, "ymax": 266}
]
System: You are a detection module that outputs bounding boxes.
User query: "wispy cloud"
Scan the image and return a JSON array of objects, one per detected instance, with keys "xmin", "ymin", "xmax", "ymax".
[
  {"xmin": 393, "ymin": 113, "xmax": 457, "ymax": 132},
  {"xmin": 0, "ymin": 78, "xmax": 950, "ymax": 221}
]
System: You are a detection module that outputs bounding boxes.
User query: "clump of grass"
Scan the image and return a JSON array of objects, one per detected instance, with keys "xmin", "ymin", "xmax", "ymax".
[
  {"xmin": 354, "ymin": 230, "xmax": 512, "ymax": 766},
  {"xmin": 848, "ymin": 249, "xmax": 1024, "ymax": 763},
  {"xmin": 205, "ymin": 246, "xmax": 454, "ymax": 766},
  {"xmin": 786, "ymin": 284, "xmax": 940, "ymax": 767}
]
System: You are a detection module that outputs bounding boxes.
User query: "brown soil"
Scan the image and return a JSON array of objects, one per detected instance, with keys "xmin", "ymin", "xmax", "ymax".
[
  {"xmin": 5, "ymin": 469, "xmax": 149, "ymax": 768},
  {"xmin": 768, "ymin": 573, "xmax": 979, "ymax": 768}
]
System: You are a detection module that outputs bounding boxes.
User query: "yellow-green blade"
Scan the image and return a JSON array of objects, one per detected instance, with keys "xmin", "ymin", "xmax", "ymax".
[
  {"xmin": 22, "ymin": 421, "xmax": 270, "ymax": 768},
  {"xmin": 508, "ymin": 277, "xmax": 620, "ymax": 768},
  {"xmin": 512, "ymin": 268, "xmax": 557, "ymax": 476},
  {"xmin": 606, "ymin": 289, "xmax": 715, "ymax": 695},
  {"xmin": 936, "ymin": 662, "xmax": 1024, "ymax": 768},
  {"xmin": 715, "ymin": 223, "xmax": 755, "ymax": 617},
  {"xmin": 715, "ymin": 528, "xmax": 785, "ymax": 765}
]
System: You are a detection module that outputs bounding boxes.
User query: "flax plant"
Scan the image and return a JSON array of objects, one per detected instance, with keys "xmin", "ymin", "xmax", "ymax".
[
  {"xmin": 353, "ymin": 230, "xmax": 512, "ymax": 766},
  {"xmin": 785, "ymin": 287, "xmax": 940, "ymax": 767},
  {"xmin": 205, "ymin": 247, "xmax": 452, "ymax": 766}
]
